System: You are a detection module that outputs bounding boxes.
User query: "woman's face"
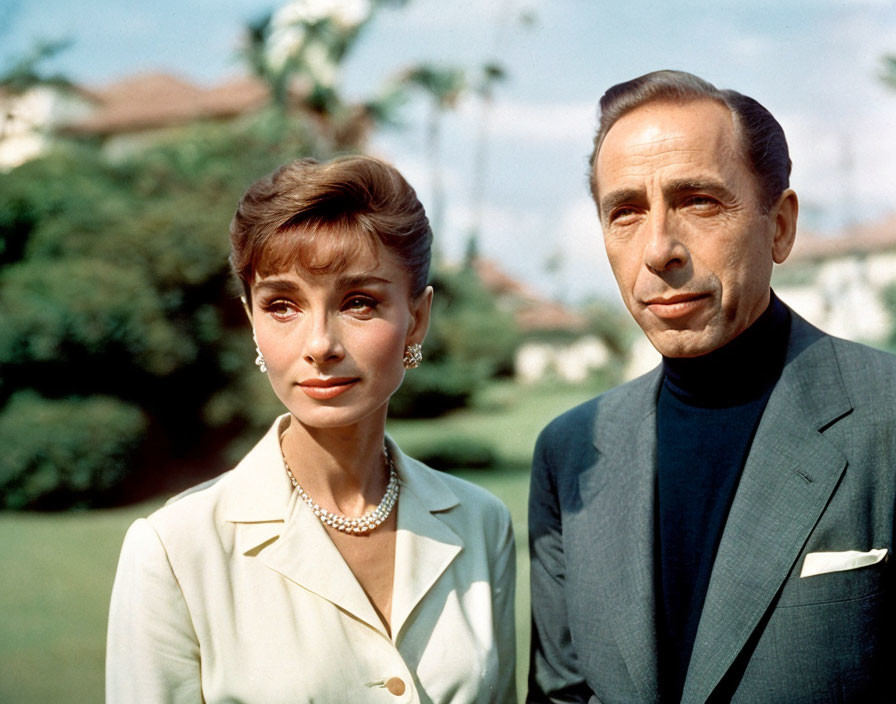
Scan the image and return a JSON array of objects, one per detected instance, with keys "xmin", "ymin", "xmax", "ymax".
[{"xmin": 249, "ymin": 238, "xmax": 431, "ymax": 434}]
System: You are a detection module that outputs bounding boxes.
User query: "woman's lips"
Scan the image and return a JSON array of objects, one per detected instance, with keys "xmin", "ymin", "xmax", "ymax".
[
  {"xmin": 298, "ymin": 377, "xmax": 359, "ymax": 400},
  {"xmin": 644, "ymin": 293, "xmax": 710, "ymax": 320}
]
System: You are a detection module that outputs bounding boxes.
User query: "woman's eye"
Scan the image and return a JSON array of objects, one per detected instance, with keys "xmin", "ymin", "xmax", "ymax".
[
  {"xmin": 344, "ymin": 296, "xmax": 377, "ymax": 314},
  {"xmin": 265, "ymin": 300, "xmax": 298, "ymax": 320}
]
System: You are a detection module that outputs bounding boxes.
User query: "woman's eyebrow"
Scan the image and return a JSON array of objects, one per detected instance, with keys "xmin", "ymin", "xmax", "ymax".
[
  {"xmin": 253, "ymin": 278, "xmax": 299, "ymax": 294},
  {"xmin": 335, "ymin": 274, "xmax": 393, "ymax": 289}
]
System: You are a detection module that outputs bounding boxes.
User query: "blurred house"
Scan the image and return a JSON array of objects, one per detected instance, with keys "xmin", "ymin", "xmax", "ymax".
[
  {"xmin": 472, "ymin": 258, "xmax": 614, "ymax": 384},
  {"xmin": 60, "ymin": 73, "xmax": 270, "ymax": 160},
  {"xmin": 774, "ymin": 216, "xmax": 896, "ymax": 345},
  {"xmin": 0, "ymin": 83, "xmax": 96, "ymax": 169},
  {"xmin": 0, "ymin": 72, "xmax": 274, "ymax": 166}
]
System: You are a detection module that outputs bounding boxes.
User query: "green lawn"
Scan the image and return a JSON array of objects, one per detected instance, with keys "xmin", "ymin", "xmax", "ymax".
[{"xmin": 1, "ymin": 381, "xmax": 597, "ymax": 703}]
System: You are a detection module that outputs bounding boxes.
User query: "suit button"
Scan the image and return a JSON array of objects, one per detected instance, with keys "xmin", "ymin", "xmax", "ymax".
[{"xmin": 385, "ymin": 677, "xmax": 406, "ymax": 695}]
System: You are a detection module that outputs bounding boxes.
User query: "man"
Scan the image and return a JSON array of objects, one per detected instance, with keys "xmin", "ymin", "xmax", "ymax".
[{"xmin": 527, "ymin": 70, "xmax": 895, "ymax": 703}]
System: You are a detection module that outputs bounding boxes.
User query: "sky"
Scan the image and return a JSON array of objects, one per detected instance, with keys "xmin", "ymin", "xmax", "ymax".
[{"xmin": 4, "ymin": 0, "xmax": 896, "ymax": 304}]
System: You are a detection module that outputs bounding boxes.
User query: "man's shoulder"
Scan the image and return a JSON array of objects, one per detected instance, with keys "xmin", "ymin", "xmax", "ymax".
[
  {"xmin": 538, "ymin": 367, "xmax": 660, "ymax": 445},
  {"xmin": 790, "ymin": 315, "xmax": 896, "ymax": 388},
  {"xmin": 826, "ymin": 334, "xmax": 896, "ymax": 399}
]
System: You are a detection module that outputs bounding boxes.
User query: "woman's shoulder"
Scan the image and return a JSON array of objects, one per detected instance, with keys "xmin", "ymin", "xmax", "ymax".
[
  {"xmin": 392, "ymin": 441, "xmax": 512, "ymax": 530},
  {"xmin": 143, "ymin": 418, "xmax": 292, "ymax": 546}
]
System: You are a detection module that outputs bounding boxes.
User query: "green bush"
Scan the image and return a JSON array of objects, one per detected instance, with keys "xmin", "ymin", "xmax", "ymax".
[
  {"xmin": 0, "ymin": 393, "xmax": 148, "ymax": 509},
  {"xmin": 405, "ymin": 435, "xmax": 497, "ymax": 472},
  {"xmin": 389, "ymin": 266, "xmax": 522, "ymax": 418}
]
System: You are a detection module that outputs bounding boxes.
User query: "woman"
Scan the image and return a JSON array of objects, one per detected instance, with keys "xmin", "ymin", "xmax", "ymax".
[{"xmin": 106, "ymin": 156, "xmax": 516, "ymax": 703}]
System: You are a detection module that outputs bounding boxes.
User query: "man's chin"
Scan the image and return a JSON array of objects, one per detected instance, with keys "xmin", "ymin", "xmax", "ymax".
[{"xmin": 647, "ymin": 328, "xmax": 721, "ymax": 359}]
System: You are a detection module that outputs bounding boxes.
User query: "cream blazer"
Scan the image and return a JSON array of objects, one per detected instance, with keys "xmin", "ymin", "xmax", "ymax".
[{"xmin": 106, "ymin": 416, "xmax": 516, "ymax": 703}]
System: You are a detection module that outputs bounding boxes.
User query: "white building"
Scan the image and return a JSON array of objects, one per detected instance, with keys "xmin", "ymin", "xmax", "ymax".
[
  {"xmin": 774, "ymin": 217, "xmax": 896, "ymax": 345},
  {"xmin": 0, "ymin": 84, "xmax": 95, "ymax": 170}
]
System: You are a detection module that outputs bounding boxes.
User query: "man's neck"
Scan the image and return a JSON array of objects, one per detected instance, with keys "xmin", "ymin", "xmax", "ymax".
[{"xmin": 661, "ymin": 291, "xmax": 791, "ymax": 407}]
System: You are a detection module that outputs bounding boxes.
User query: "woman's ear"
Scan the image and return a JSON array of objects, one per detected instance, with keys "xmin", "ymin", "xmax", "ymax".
[
  {"xmin": 406, "ymin": 286, "xmax": 434, "ymax": 345},
  {"xmin": 240, "ymin": 295, "xmax": 253, "ymax": 322}
]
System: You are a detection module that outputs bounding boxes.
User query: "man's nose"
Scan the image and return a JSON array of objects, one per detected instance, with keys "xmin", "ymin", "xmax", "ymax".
[
  {"xmin": 303, "ymin": 314, "xmax": 344, "ymax": 365},
  {"xmin": 643, "ymin": 209, "xmax": 688, "ymax": 273}
]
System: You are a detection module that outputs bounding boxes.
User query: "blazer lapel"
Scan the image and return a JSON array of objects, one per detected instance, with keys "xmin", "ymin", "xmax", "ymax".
[
  {"xmin": 389, "ymin": 445, "xmax": 463, "ymax": 643},
  {"xmin": 260, "ymin": 498, "xmax": 388, "ymax": 636},
  {"xmin": 220, "ymin": 414, "xmax": 389, "ymax": 636},
  {"xmin": 682, "ymin": 318, "xmax": 852, "ymax": 703},
  {"xmin": 587, "ymin": 368, "xmax": 663, "ymax": 701}
]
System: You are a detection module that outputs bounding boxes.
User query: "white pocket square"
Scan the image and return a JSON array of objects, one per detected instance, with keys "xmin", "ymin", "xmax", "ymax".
[{"xmin": 800, "ymin": 548, "xmax": 888, "ymax": 578}]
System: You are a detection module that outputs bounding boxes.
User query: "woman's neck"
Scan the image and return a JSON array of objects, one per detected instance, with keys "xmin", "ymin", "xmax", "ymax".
[{"xmin": 280, "ymin": 413, "xmax": 390, "ymax": 516}]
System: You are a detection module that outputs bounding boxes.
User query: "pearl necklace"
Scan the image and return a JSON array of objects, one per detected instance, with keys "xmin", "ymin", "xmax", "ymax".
[{"xmin": 282, "ymin": 446, "xmax": 399, "ymax": 535}]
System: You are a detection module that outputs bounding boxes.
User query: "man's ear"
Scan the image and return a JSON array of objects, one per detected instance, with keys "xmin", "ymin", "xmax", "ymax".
[
  {"xmin": 406, "ymin": 286, "xmax": 434, "ymax": 345},
  {"xmin": 770, "ymin": 189, "xmax": 798, "ymax": 264}
]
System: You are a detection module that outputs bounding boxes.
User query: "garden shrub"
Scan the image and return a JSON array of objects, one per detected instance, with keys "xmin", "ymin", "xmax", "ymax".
[
  {"xmin": 0, "ymin": 392, "xmax": 148, "ymax": 509},
  {"xmin": 406, "ymin": 435, "xmax": 497, "ymax": 472}
]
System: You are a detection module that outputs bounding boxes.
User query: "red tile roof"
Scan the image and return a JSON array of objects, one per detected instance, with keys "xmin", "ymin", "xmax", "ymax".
[{"xmin": 64, "ymin": 72, "xmax": 270, "ymax": 135}]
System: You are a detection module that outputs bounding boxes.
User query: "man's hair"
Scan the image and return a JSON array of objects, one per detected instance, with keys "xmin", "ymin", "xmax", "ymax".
[
  {"xmin": 230, "ymin": 155, "xmax": 432, "ymax": 301},
  {"xmin": 589, "ymin": 70, "xmax": 792, "ymax": 213}
]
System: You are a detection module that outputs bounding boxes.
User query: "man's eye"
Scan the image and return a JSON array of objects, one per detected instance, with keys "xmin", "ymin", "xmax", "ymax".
[
  {"xmin": 686, "ymin": 196, "xmax": 717, "ymax": 209},
  {"xmin": 610, "ymin": 207, "xmax": 638, "ymax": 223}
]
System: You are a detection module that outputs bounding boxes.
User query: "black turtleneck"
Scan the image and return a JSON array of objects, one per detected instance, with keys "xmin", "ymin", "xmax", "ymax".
[{"xmin": 656, "ymin": 291, "xmax": 790, "ymax": 701}]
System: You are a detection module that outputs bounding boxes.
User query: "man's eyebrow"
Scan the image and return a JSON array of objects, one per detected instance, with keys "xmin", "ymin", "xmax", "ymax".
[
  {"xmin": 599, "ymin": 178, "xmax": 737, "ymax": 216},
  {"xmin": 663, "ymin": 177, "xmax": 735, "ymax": 200},
  {"xmin": 599, "ymin": 188, "xmax": 643, "ymax": 217}
]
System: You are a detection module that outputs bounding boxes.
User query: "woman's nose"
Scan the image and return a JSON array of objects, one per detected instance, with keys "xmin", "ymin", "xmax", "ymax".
[{"xmin": 302, "ymin": 315, "xmax": 345, "ymax": 365}]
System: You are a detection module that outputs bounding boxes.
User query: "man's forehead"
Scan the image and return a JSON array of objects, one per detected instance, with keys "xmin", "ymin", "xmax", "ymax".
[{"xmin": 594, "ymin": 100, "xmax": 742, "ymax": 194}]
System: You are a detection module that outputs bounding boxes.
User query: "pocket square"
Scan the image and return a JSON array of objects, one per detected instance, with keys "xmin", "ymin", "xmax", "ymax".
[{"xmin": 800, "ymin": 548, "xmax": 888, "ymax": 578}]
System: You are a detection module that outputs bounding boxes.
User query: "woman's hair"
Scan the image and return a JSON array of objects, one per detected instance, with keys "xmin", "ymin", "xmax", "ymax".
[
  {"xmin": 588, "ymin": 70, "xmax": 791, "ymax": 214},
  {"xmin": 230, "ymin": 155, "xmax": 433, "ymax": 301}
]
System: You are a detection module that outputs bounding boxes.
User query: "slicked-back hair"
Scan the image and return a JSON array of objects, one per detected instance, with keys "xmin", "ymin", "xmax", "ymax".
[
  {"xmin": 588, "ymin": 70, "xmax": 792, "ymax": 213},
  {"xmin": 230, "ymin": 155, "xmax": 432, "ymax": 302}
]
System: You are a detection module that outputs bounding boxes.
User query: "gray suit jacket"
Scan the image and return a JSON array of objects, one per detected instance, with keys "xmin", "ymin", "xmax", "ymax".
[{"xmin": 528, "ymin": 311, "xmax": 895, "ymax": 703}]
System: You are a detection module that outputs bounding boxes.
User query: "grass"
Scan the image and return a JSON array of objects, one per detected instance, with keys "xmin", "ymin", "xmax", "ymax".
[{"xmin": 1, "ymin": 380, "xmax": 599, "ymax": 703}]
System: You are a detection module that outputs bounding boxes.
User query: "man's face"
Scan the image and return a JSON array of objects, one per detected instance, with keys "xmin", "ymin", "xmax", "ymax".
[{"xmin": 594, "ymin": 99, "xmax": 795, "ymax": 358}]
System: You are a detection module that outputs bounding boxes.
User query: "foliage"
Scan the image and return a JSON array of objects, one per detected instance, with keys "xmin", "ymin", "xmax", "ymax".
[
  {"xmin": 0, "ymin": 114, "xmax": 327, "ymax": 508},
  {"xmin": 0, "ymin": 393, "xmax": 147, "ymax": 509},
  {"xmin": 0, "ymin": 37, "xmax": 74, "ymax": 94},
  {"xmin": 390, "ymin": 266, "xmax": 522, "ymax": 417},
  {"xmin": 882, "ymin": 55, "xmax": 896, "ymax": 91},
  {"xmin": 404, "ymin": 435, "xmax": 497, "ymax": 472}
]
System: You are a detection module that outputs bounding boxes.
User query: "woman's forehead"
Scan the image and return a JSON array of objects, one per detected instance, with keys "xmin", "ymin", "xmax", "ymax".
[{"xmin": 252, "ymin": 225, "xmax": 409, "ymax": 288}]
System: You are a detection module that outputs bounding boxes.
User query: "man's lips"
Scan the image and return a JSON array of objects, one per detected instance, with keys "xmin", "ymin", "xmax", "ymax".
[
  {"xmin": 643, "ymin": 293, "xmax": 710, "ymax": 320},
  {"xmin": 298, "ymin": 377, "xmax": 359, "ymax": 399}
]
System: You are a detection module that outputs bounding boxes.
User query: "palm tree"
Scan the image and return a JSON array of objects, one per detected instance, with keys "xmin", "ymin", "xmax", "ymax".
[
  {"xmin": 467, "ymin": 61, "xmax": 507, "ymax": 261},
  {"xmin": 402, "ymin": 63, "xmax": 466, "ymax": 238},
  {"xmin": 882, "ymin": 55, "xmax": 896, "ymax": 90}
]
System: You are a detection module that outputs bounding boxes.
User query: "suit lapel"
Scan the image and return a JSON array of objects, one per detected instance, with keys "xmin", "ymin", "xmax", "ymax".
[
  {"xmin": 587, "ymin": 368, "xmax": 663, "ymax": 701},
  {"xmin": 682, "ymin": 319, "xmax": 852, "ymax": 703}
]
